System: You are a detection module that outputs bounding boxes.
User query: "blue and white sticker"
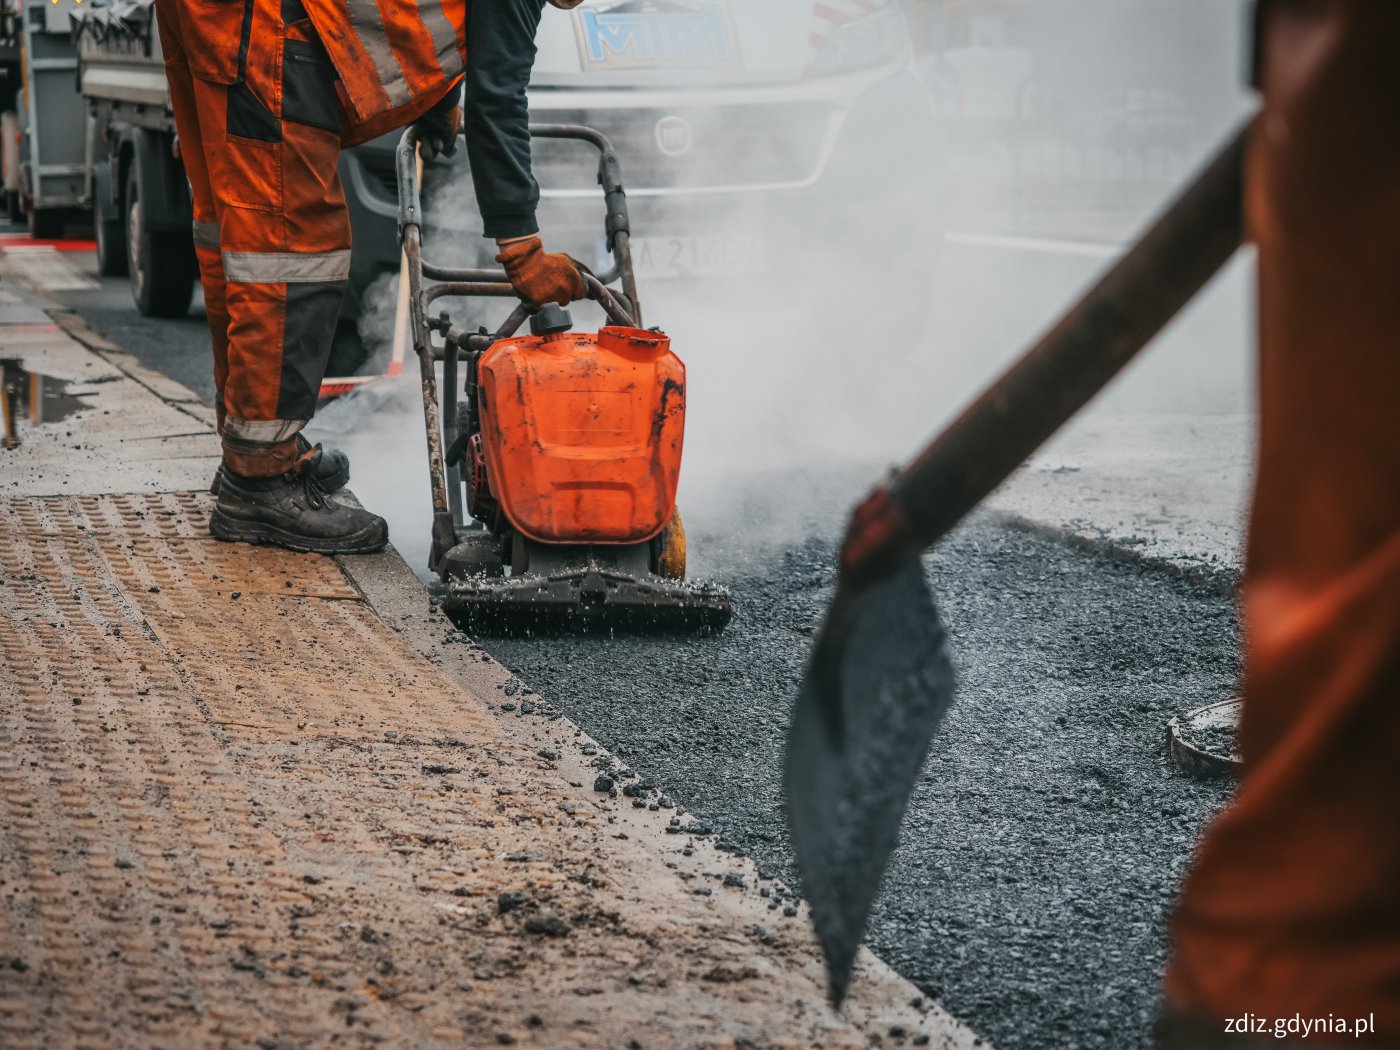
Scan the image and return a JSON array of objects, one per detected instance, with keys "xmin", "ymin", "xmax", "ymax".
[{"xmin": 574, "ymin": 1, "xmax": 741, "ymax": 72}]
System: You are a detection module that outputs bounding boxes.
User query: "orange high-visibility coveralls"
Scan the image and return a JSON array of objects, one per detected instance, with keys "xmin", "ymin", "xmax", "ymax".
[
  {"xmin": 154, "ymin": 0, "xmax": 467, "ymax": 476},
  {"xmin": 158, "ymin": 0, "xmax": 579, "ymax": 476},
  {"xmin": 1161, "ymin": 1, "xmax": 1400, "ymax": 1044}
]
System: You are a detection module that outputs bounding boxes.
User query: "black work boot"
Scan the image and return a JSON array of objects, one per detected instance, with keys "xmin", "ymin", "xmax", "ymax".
[
  {"xmin": 209, "ymin": 464, "xmax": 388, "ymax": 555},
  {"xmin": 210, "ymin": 434, "xmax": 350, "ymax": 496}
]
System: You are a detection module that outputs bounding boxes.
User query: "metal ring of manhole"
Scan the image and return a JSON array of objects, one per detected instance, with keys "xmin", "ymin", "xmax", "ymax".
[{"xmin": 1167, "ymin": 698, "xmax": 1242, "ymax": 779}]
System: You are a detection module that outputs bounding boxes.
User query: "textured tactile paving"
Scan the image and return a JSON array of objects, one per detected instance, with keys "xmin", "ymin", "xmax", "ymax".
[{"xmin": 0, "ymin": 493, "xmax": 965, "ymax": 1049}]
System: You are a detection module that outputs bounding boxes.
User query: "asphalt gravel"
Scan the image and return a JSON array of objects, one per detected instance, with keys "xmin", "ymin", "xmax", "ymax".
[{"xmin": 479, "ymin": 517, "xmax": 1239, "ymax": 1050}]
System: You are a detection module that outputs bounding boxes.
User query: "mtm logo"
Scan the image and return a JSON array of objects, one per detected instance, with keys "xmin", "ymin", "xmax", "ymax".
[{"xmin": 575, "ymin": 0, "xmax": 741, "ymax": 72}]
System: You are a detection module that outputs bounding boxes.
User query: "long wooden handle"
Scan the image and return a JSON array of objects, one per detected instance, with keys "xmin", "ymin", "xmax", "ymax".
[{"xmin": 888, "ymin": 119, "xmax": 1250, "ymax": 554}]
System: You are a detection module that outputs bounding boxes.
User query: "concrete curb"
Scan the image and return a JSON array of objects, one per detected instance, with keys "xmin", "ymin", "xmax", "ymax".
[{"xmin": 52, "ymin": 309, "xmax": 218, "ymax": 430}]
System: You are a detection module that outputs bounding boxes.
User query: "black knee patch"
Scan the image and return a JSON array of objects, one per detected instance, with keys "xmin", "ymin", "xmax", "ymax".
[
  {"xmin": 227, "ymin": 82, "xmax": 282, "ymax": 143},
  {"xmin": 277, "ymin": 281, "xmax": 348, "ymax": 421}
]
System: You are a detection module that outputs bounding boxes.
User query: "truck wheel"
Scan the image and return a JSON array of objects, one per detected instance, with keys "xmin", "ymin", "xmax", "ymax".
[
  {"xmin": 95, "ymin": 206, "xmax": 129, "ymax": 277},
  {"xmin": 93, "ymin": 163, "xmax": 128, "ymax": 277},
  {"xmin": 126, "ymin": 165, "xmax": 194, "ymax": 317},
  {"xmin": 27, "ymin": 206, "xmax": 66, "ymax": 240},
  {"xmin": 5, "ymin": 190, "xmax": 19, "ymax": 224}
]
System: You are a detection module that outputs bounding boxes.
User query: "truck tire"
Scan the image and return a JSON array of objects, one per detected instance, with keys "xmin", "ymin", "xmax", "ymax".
[
  {"xmin": 126, "ymin": 164, "xmax": 194, "ymax": 317},
  {"xmin": 93, "ymin": 161, "xmax": 128, "ymax": 277},
  {"xmin": 27, "ymin": 206, "xmax": 66, "ymax": 240},
  {"xmin": 5, "ymin": 191, "xmax": 19, "ymax": 224}
]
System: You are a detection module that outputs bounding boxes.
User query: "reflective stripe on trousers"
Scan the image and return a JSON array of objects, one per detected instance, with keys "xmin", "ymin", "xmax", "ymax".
[
  {"xmin": 222, "ymin": 249, "xmax": 351, "ymax": 283},
  {"xmin": 222, "ymin": 418, "xmax": 307, "ymax": 444}
]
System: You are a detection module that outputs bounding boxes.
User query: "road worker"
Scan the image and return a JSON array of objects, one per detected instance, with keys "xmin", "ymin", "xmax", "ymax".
[
  {"xmin": 153, "ymin": 0, "xmax": 588, "ymax": 553},
  {"xmin": 1156, "ymin": 2, "xmax": 1400, "ymax": 1046}
]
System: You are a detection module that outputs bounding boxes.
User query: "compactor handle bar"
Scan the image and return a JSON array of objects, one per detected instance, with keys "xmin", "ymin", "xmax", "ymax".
[
  {"xmin": 397, "ymin": 123, "xmax": 642, "ymax": 330},
  {"xmin": 424, "ymin": 274, "xmax": 637, "ymax": 353},
  {"xmin": 400, "ymin": 122, "xmax": 645, "ymax": 567}
]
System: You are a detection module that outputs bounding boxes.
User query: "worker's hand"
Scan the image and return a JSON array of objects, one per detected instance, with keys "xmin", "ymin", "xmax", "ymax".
[
  {"xmin": 414, "ymin": 80, "xmax": 462, "ymax": 161},
  {"xmin": 496, "ymin": 235, "xmax": 589, "ymax": 306}
]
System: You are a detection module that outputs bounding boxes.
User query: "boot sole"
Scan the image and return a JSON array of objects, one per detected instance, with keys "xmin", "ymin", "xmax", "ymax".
[{"xmin": 209, "ymin": 508, "xmax": 387, "ymax": 556}]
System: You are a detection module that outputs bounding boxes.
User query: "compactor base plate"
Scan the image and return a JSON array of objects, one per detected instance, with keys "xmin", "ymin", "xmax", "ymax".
[{"xmin": 443, "ymin": 568, "xmax": 732, "ymax": 636}]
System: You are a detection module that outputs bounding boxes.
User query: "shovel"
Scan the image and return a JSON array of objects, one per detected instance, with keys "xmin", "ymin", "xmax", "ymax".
[{"xmin": 785, "ymin": 118, "xmax": 1253, "ymax": 1006}]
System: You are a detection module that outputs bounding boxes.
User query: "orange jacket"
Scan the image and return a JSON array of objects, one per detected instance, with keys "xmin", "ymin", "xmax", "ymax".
[
  {"xmin": 300, "ymin": 0, "xmax": 466, "ymax": 144},
  {"xmin": 303, "ymin": 0, "xmax": 583, "ymax": 146}
]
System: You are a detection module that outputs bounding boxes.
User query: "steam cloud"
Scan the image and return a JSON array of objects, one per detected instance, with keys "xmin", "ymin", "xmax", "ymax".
[{"xmin": 315, "ymin": 0, "xmax": 1256, "ymax": 578}]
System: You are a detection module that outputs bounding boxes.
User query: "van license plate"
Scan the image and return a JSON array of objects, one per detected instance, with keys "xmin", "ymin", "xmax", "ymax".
[{"xmin": 626, "ymin": 234, "xmax": 767, "ymax": 280}]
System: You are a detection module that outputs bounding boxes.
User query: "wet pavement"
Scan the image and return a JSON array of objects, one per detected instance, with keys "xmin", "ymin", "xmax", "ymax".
[{"xmin": 1, "ymin": 356, "xmax": 94, "ymax": 446}]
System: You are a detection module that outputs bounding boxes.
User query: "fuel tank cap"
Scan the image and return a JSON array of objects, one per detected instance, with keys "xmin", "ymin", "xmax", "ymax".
[{"xmin": 530, "ymin": 304, "xmax": 574, "ymax": 336}]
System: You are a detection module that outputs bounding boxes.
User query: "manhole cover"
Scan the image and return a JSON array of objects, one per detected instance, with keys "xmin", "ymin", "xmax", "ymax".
[{"xmin": 1168, "ymin": 698, "xmax": 1241, "ymax": 779}]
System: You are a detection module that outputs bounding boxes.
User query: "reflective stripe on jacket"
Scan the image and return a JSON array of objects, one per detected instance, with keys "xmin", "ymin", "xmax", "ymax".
[
  {"xmin": 300, "ymin": 0, "xmax": 468, "ymax": 140},
  {"xmin": 303, "ymin": 0, "xmax": 580, "ymax": 145}
]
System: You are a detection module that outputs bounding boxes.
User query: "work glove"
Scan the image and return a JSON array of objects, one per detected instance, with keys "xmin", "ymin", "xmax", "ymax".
[
  {"xmin": 496, "ymin": 235, "xmax": 589, "ymax": 306},
  {"xmin": 414, "ymin": 80, "xmax": 462, "ymax": 161}
]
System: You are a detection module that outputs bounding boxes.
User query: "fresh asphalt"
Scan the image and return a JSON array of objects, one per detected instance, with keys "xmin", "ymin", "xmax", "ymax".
[
  {"xmin": 40, "ymin": 248, "xmax": 1239, "ymax": 1050},
  {"xmin": 484, "ymin": 514, "xmax": 1238, "ymax": 1050}
]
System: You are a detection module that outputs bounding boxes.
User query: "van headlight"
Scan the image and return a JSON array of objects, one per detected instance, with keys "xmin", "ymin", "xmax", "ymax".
[{"xmin": 810, "ymin": 7, "xmax": 907, "ymax": 76}]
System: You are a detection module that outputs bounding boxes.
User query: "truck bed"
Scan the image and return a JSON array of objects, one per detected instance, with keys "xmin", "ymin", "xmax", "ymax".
[{"xmin": 74, "ymin": 0, "xmax": 169, "ymax": 113}]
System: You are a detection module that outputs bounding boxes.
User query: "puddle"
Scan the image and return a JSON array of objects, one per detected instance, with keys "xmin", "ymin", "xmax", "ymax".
[{"xmin": 2, "ymin": 358, "xmax": 92, "ymax": 448}]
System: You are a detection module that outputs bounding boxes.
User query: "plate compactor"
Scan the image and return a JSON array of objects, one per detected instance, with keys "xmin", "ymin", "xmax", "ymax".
[{"xmin": 398, "ymin": 124, "xmax": 733, "ymax": 635}]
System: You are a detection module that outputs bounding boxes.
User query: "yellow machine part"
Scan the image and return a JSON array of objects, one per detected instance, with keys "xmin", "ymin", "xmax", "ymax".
[{"xmin": 654, "ymin": 510, "xmax": 687, "ymax": 581}]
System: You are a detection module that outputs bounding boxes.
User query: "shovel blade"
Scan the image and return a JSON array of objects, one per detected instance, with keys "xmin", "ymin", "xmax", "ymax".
[{"xmin": 785, "ymin": 558, "xmax": 956, "ymax": 1006}]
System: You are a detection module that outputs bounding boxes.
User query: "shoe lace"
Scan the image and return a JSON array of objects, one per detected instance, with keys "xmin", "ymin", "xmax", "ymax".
[
  {"xmin": 290, "ymin": 441, "xmax": 329, "ymax": 510},
  {"xmin": 302, "ymin": 468, "xmax": 329, "ymax": 510}
]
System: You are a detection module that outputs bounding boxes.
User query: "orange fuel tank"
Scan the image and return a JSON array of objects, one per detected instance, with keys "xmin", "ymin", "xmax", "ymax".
[{"xmin": 476, "ymin": 325, "xmax": 686, "ymax": 546}]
